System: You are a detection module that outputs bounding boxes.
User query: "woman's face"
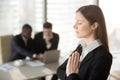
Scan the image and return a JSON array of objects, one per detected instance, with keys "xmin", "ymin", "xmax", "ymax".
[{"xmin": 74, "ymin": 12, "xmax": 95, "ymax": 39}]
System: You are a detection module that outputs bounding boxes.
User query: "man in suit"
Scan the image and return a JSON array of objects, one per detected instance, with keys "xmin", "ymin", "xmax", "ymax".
[
  {"xmin": 34, "ymin": 22, "xmax": 59, "ymax": 59},
  {"xmin": 9, "ymin": 24, "xmax": 34, "ymax": 61},
  {"xmin": 34, "ymin": 22, "xmax": 59, "ymax": 80}
]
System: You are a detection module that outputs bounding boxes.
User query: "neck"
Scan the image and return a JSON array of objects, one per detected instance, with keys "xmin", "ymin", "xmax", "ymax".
[
  {"xmin": 84, "ymin": 35, "xmax": 96, "ymax": 44},
  {"xmin": 22, "ymin": 35, "xmax": 28, "ymax": 40}
]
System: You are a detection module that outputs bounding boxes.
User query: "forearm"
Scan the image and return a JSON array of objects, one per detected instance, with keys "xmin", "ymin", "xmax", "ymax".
[
  {"xmin": 67, "ymin": 73, "xmax": 80, "ymax": 80},
  {"xmin": 57, "ymin": 59, "xmax": 68, "ymax": 80},
  {"xmin": 12, "ymin": 40, "xmax": 33, "ymax": 57}
]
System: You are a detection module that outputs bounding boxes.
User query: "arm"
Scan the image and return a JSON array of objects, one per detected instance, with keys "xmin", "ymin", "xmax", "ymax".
[
  {"xmin": 33, "ymin": 34, "xmax": 44, "ymax": 54},
  {"xmin": 12, "ymin": 37, "xmax": 33, "ymax": 58},
  {"xmin": 57, "ymin": 53, "xmax": 80, "ymax": 80},
  {"xmin": 67, "ymin": 51, "xmax": 112, "ymax": 80},
  {"xmin": 88, "ymin": 52, "xmax": 112, "ymax": 80},
  {"xmin": 57, "ymin": 45, "xmax": 82, "ymax": 80},
  {"xmin": 67, "ymin": 73, "xmax": 80, "ymax": 80},
  {"xmin": 57, "ymin": 59, "xmax": 68, "ymax": 80},
  {"xmin": 65, "ymin": 47, "xmax": 112, "ymax": 80},
  {"xmin": 33, "ymin": 35, "xmax": 39, "ymax": 53},
  {"xmin": 66, "ymin": 52, "xmax": 80, "ymax": 80}
]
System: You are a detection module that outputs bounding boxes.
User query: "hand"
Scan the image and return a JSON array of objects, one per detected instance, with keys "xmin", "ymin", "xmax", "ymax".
[
  {"xmin": 31, "ymin": 54, "xmax": 37, "ymax": 60},
  {"xmin": 25, "ymin": 56, "xmax": 32, "ymax": 60},
  {"xmin": 66, "ymin": 51, "xmax": 80, "ymax": 76},
  {"xmin": 33, "ymin": 54, "xmax": 37, "ymax": 58},
  {"xmin": 35, "ymin": 54, "xmax": 44, "ymax": 60}
]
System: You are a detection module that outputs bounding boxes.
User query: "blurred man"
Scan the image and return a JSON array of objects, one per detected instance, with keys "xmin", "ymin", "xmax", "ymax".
[
  {"xmin": 34, "ymin": 22, "xmax": 59, "ymax": 59},
  {"xmin": 34, "ymin": 22, "xmax": 59, "ymax": 80},
  {"xmin": 9, "ymin": 24, "xmax": 34, "ymax": 61}
]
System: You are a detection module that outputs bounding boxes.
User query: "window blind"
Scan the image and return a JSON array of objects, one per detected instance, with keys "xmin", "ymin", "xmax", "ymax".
[
  {"xmin": 35, "ymin": 0, "xmax": 44, "ymax": 31},
  {"xmin": 0, "ymin": 0, "xmax": 20, "ymax": 35},
  {"xmin": 47, "ymin": 0, "xmax": 95, "ymax": 56},
  {"xmin": 99, "ymin": 0, "xmax": 120, "ymax": 52}
]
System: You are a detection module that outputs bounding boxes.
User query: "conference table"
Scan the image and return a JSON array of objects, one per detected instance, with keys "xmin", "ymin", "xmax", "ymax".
[
  {"xmin": 1, "ymin": 53, "xmax": 120, "ymax": 80},
  {"xmin": 110, "ymin": 53, "xmax": 120, "ymax": 80},
  {"xmin": 110, "ymin": 71, "xmax": 120, "ymax": 80},
  {"xmin": 0, "ymin": 56, "xmax": 66, "ymax": 80}
]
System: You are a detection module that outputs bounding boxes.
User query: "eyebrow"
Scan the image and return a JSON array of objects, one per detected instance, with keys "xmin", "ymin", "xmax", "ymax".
[{"xmin": 76, "ymin": 19, "xmax": 84, "ymax": 22}]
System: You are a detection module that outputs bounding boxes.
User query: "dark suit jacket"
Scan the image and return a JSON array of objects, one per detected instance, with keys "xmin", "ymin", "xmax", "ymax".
[
  {"xmin": 34, "ymin": 32, "xmax": 59, "ymax": 54},
  {"xmin": 9, "ymin": 34, "xmax": 34, "ymax": 61},
  {"xmin": 57, "ymin": 45, "xmax": 112, "ymax": 80}
]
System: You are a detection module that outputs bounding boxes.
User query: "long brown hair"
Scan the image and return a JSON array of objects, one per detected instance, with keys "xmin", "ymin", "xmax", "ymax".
[{"xmin": 76, "ymin": 5, "xmax": 109, "ymax": 50}]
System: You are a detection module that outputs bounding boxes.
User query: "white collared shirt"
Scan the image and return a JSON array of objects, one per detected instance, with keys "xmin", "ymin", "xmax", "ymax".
[
  {"xmin": 79, "ymin": 39, "xmax": 102, "ymax": 61},
  {"xmin": 43, "ymin": 33, "xmax": 53, "ymax": 49},
  {"xmin": 22, "ymin": 36, "xmax": 28, "ymax": 46}
]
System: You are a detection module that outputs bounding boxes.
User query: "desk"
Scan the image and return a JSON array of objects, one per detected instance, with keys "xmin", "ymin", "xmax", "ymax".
[
  {"xmin": 110, "ymin": 71, "xmax": 120, "ymax": 80},
  {"xmin": 0, "ymin": 56, "xmax": 66, "ymax": 80},
  {"xmin": 110, "ymin": 54, "xmax": 120, "ymax": 80}
]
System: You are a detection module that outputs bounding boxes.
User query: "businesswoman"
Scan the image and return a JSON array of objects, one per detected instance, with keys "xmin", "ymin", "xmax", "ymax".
[{"xmin": 57, "ymin": 5, "xmax": 112, "ymax": 80}]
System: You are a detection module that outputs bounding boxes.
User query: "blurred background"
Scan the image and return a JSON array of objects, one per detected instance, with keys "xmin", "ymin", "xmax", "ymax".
[{"xmin": 0, "ymin": 0, "xmax": 120, "ymax": 57}]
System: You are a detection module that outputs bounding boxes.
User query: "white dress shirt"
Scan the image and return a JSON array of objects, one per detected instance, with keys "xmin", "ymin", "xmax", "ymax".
[
  {"xmin": 43, "ymin": 33, "xmax": 53, "ymax": 49},
  {"xmin": 79, "ymin": 39, "xmax": 102, "ymax": 62},
  {"xmin": 22, "ymin": 36, "xmax": 28, "ymax": 46}
]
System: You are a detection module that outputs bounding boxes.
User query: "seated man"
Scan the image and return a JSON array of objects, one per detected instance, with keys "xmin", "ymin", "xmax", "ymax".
[
  {"xmin": 34, "ymin": 22, "xmax": 59, "ymax": 59},
  {"xmin": 34, "ymin": 22, "xmax": 59, "ymax": 80},
  {"xmin": 9, "ymin": 24, "xmax": 34, "ymax": 61}
]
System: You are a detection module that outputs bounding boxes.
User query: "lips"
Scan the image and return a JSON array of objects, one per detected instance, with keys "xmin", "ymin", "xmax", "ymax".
[{"xmin": 75, "ymin": 31, "xmax": 79, "ymax": 34}]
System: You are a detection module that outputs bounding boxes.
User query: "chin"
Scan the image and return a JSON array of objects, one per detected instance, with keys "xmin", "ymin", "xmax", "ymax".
[
  {"xmin": 75, "ymin": 33, "xmax": 82, "ymax": 38},
  {"xmin": 76, "ymin": 35, "xmax": 81, "ymax": 38}
]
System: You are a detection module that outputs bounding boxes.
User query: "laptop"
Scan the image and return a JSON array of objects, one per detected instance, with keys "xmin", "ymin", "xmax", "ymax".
[{"xmin": 42, "ymin": 50, "xmax": 60, "ymax": 64}]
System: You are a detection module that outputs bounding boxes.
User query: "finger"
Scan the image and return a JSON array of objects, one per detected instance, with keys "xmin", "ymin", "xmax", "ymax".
[
  {"xmin": 66, "ymin": 57, "xmax": 72, "ymax": 75},
  {"xmin": 71, "ymin": 52, "xmax": 79, "ymax": 66},
  {"xmin": 76, "ymin": 51, "xmax": 80, "ymax": 62},
  {"xmin": 71, "ymin": 52, "xmax": 75, "ymax": 66},
  {"xmin": 69, "ymin": 57, "xmax": 72, "ymax": 72},
  {"xmin": 73, "ymin": 52, "xmax": 80, "ymax": 73},
  {"xmin": 70, "ymin": 53, "xmax": 79, "ymax": 74},
  {"xmin": 67, "ymin": 57, "xmax": 71, "ymax": 69},
  {"xmin": 74, "ymin": 52, "xmax": 77, "ymax": 66},
  {"xmin": 71, "ymin": 52, "xmax": 77, "ymax": 66},
  {"xmin": 75, "ymin": 51, "xmax": 80, "ymax": 62},
  {"xmin": 74, "ymin": 52, "xmax": 80, "ymax": 67}
]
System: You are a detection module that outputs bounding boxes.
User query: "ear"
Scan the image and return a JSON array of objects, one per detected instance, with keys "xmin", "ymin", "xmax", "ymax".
[{"xmin": 91, "ymin": 22, "xmax": 98, "ymax": 30}]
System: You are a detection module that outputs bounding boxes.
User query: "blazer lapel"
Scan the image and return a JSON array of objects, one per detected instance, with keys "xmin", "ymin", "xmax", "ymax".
[
  {"xmin": 19, "ymin": 35, "xmax": 26, "ymax": 47},
  {"xmin": 70, "ymin": 45, "xmax": 82, "ymax": 56},
  {"xmin": 80, "ymin": 51, "xmax": 94, "ymax": 67}
]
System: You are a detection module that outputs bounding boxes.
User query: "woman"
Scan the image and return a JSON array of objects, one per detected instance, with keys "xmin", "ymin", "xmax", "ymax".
[{"xmin": 57, "ymin": 5, "xmax": 112, "ymax": 80}]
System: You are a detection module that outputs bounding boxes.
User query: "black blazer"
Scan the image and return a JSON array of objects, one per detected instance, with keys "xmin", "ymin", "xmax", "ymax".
[
  {"xmin": 57, "ymin": 45, "xmax": 112, "ymax": 80},
  {"xmin": 34, "ymin": 32, "xmax": 59, "ymax": 54},
  {"xmin": 9, "ymin": 34, "xmax": 34, "ymax": 61}
]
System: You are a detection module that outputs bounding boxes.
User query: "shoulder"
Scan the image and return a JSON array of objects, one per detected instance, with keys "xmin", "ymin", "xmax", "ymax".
[
  {"xmin": 13, "ymin": 34, "xmax": 21, "ymax": 40},
  {"xmin": 28, "ymin": 37, "xmax": 33, "ymax": 41},
  {"xmin": 53, "ymin": 32, "xmax": 59, "ymax": 37},
  {"xmin": 93, "ymin": 45, "xmax": 113, "ymax": 61},
  {"xmin": 94, "ymin": 46, "xmax": 111, "ymax": 55},
  {"xmin": 35, "ymin": 32, "xmax": 43, "ymax": 37}
]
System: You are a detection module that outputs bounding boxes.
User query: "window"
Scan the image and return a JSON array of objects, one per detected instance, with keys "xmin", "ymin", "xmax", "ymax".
[
  {"xmin": 0, "ymin": 0, "xmax": 97, "ymax": 57},
  {"xmin": 47, "ymin": 0, "xmax": 96, "ymax": 56},
  {"xmin": 99, "ymin": 0, "xmax": 120, "ymax": 52},
  {"xmin": 35, "ymin": 0, "xmax": 44, "ymax": 32},
  {"xmin": 0, "ymin": 0, "xmax": 20, "ymax": 35},
  {"xmin": 0, "ymin": 0, "xmax": 44, "ymax": 37}
]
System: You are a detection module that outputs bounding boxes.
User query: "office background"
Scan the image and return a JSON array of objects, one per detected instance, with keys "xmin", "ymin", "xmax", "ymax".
[{"xmin": 0, "ymin": 0, "xmax": 120, "ymax": 57}]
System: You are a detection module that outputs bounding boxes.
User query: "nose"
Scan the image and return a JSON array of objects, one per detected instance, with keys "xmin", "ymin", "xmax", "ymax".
[{"xmin": 73, "ymin": 23, "xmax": 77, "ymax": 29}]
